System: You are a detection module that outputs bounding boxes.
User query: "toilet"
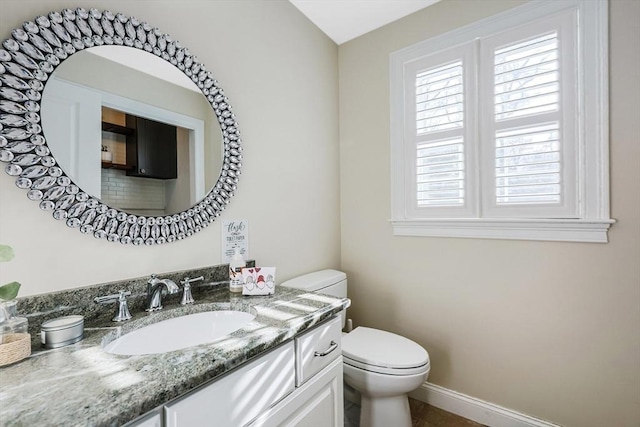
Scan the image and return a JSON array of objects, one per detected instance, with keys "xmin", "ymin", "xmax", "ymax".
[{"xmin": 281, "ymin": 270, "xmax": 430, "ymax": 427}]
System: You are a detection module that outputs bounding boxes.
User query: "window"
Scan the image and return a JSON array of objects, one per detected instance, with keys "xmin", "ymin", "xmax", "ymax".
[{"xmin": 390, "ymin": 0, "xmax": 613, "ymax": 242}]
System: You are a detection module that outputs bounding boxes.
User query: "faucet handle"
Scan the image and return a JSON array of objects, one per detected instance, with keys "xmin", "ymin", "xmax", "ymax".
[
  {"xmin": 94, "ymin": 291, "xmax": 132, "ymax": 322},
  {"xmin": 181, "ymin": 276, "xmax": 204, "ymax": 285},
  {"xmin": 180, "ymin": 276, "xmax": 204, "ymax": 305}
]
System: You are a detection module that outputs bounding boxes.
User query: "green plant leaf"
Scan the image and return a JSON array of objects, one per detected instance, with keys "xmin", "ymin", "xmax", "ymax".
[
  {"xmin": 0, "ymin": 282, "xmax": 20, "ymax": 300},
  {"xmin": 0, "ymin": 245, "xmax": 15, "ymax": 262}
]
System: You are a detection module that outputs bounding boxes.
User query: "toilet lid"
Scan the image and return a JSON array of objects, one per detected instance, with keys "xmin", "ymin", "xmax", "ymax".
[{"xmin": 342, "ymin": 327, "xmax": 429, "ymax": 372}]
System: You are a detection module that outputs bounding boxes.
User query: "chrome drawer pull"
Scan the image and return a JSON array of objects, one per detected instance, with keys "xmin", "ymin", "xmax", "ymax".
[{"xmin": 314, "ymin": 341, "xmax": 338, "ymax": 357}]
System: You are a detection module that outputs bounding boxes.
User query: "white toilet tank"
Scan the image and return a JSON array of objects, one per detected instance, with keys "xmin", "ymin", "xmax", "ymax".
[
  {"xmin": 281, "ymin": 269, "xmax": 347, "ymax": 297},
  {"xmin": 281, "ymin": 270, "xmax": 348, "ymax": 328}
]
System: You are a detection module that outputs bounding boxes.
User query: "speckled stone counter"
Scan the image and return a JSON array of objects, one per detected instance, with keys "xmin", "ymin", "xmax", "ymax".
[{"xmin": 0, "ymin": 267, "xmax": 349, "ymax": 427}]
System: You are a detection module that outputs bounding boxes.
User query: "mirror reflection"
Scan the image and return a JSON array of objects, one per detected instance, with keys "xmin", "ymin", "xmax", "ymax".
[{"xmin": 41, "ymin": 46, "xmax": 223, "ymax": 216}]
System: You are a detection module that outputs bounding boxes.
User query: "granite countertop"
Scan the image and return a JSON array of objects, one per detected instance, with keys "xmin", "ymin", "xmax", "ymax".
[{"xmin": 0, "ymin": 284, "xmax": 349, "ymax": 427}]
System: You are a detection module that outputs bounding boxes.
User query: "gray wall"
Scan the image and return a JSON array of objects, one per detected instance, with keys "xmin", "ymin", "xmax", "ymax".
[{"xmin": 338, "ymin": 1, "xmax": 640, "ymax": 426}]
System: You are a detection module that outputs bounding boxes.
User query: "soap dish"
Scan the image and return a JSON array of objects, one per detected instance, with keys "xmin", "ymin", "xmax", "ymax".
[{"xmin": 41, "ymin": 315, "xmax": 84, "ymax": 349}]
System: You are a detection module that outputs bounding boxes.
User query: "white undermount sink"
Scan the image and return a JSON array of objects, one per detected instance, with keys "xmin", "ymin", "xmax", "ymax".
[{"xmin": 103, "ymin": 310, "xmax": 256, "ymax": 355}]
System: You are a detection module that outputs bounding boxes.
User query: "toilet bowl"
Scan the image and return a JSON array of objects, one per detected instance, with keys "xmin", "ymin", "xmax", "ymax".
[
  {"xmin": 342, "ymin": 326, "xmax": 430, "ymax": 427},
  {"xmin": 281, "ymin": 270, "xmax": 430, "ymax": 427}
]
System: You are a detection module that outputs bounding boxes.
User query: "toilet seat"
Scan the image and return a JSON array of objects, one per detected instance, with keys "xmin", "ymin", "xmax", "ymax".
[{"xmin": 342, "ymin": 327, "xmax": 430, "ymax": 376}]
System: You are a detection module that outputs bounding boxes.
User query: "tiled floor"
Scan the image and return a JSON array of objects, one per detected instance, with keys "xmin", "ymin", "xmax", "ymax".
[
  {"xmin": 409, "ymin": 398, "xmax": 487, "ymax": 427},
  {"xmin": 345, "ymin": 395, "xmax": 486, "ymax": 427}
]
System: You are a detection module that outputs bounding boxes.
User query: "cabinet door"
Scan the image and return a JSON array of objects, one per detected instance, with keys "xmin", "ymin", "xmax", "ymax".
[
  {"xmin": 165, "ymin": 342, "xmax": 295, "ymax": 427},
  {"xmin": 127, "ymin": 116, "xmax": 177, "ymax": 179},
  {"xmin": 250, "ymin": 356, "xmax": 344, "ymax": 427}
]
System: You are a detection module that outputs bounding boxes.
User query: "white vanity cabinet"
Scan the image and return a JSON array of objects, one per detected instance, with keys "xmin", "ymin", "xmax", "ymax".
[
  {"xmin": 250, "ymin": 315, "xmax": 344, "ymax": 427},
  {"xmin": 126, "ymin": 315, "xmax": 344, "ymax": 427},
  {"xmin": 249, "ymin": 356, "xmax": 343, "ymax": 427}
]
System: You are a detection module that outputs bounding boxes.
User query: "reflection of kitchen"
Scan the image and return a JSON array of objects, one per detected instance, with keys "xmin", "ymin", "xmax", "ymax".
[
  {"xmin": 100, "ymin": 107, "xmax": 191, "ymax": 217},
  {"xmin": 40, "ymin": 46, "xmax": 219, "ymax": 217}
]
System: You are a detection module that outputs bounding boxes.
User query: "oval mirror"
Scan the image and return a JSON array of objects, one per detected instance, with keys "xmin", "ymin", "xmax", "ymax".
[
  {"xmin": 42, "ymin": 45, "xmax": 223, "ymax": 216},
  {"xmin": 0, "ymin": 8, "xmax": 243, "ymax": 245}
]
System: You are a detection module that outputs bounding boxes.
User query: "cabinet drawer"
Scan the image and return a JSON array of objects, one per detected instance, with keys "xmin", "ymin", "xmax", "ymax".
[{"xmin": 295, "ymin": 316, "xmax": 342, "ymax": 386}]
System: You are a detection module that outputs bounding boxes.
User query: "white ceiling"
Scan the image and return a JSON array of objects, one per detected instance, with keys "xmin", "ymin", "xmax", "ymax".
[
  {"xmin": 289, "ymin": 0, "xmax": 442, "ymax": 45},
  {"xmin": 86, "ymin": 46, "xmax": 200, "ymax": 92}
]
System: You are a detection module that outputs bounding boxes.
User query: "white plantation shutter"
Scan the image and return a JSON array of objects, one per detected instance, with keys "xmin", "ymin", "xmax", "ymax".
[
  {"xmin": 416, "ymin": 61, "xmax": 464, "ymax": 207},
  {"xmin": 494, "ymin": 33, "xmax": 560, "ymax": 121},
  {"xmin": 494, "ymin": 123, "xmax": 561, "ymax": 204},
  {"xmin": 416, "ymin": 61, "xmax": 464, "ymax": 135},
  {"xmin": 416, "ymin": 137, "xmax": 464, "ymax": 207},
  {"xmin": 404, "ymin": 43, "xmax": 477, "ymax": 218},
  {"xmin": 494, "ymin": 33, "xmax": 561, "ymax": 204},
  {"xmin": 480, "ymin": 11, "xmax": 578, "ymax": 218},
  {"xmin": 390, "ymin": 0, "xmax": 611, "ymax": 242}
]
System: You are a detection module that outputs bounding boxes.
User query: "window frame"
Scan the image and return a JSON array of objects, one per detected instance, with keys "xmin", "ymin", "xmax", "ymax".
[{"xmin": 390, "ymin": 0, "xmax": 613, "ymax": 243}]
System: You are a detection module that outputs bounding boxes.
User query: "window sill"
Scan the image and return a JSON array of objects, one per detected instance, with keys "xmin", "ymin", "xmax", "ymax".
[{"xmin": 390, "ymin": 218, "xmax": 615, "ymax": 243}]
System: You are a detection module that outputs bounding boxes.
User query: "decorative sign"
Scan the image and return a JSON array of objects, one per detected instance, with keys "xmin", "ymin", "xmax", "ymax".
[
  {"xmin": 222, "ymin": 220, "xmax": 249, "ymax": 263},
  {"xmin": 241, "ymin": 267, "xmax": 276, "ymax": 295}
]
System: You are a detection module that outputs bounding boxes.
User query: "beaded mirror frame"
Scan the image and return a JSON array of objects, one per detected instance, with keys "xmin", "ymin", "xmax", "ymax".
[{"xmin": 0, "ymin": 7, "xmax": 242, "ymax": 245}]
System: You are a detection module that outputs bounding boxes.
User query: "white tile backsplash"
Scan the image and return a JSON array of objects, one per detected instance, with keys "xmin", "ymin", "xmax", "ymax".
[{"xmin": 101, "ymin": 168, "xmax": 166, "ymax": 215}]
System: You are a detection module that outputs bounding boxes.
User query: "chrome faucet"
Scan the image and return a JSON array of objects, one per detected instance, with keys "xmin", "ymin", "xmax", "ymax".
[{"xmin": 146, "ymin": 274, "xmax": 179, "ymax": 312}]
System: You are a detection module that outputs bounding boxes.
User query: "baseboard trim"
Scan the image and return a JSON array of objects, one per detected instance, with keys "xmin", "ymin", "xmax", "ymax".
[{"xmin": 409, "ymin": 382, "xmax": 561, "ymax": 427}]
